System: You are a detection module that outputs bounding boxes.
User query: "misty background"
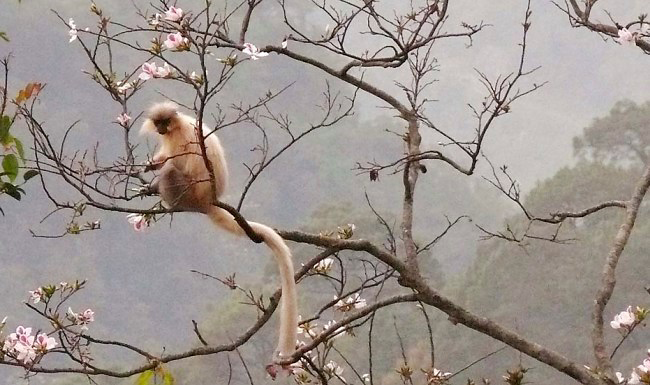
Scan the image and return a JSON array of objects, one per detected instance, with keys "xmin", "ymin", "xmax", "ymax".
[{"xmin": 1, "ymin": 0, "xmax": 649, "ymax": 384}]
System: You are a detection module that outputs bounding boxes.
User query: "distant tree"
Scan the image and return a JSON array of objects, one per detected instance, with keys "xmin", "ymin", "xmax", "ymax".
[{"xmin": 574, "ymin": 100, "xmax": 650, "ymax": 166}]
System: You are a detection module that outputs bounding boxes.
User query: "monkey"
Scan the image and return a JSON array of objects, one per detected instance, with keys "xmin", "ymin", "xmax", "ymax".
[{"xmin": 141, "ymin": 101, "xmax": 298, "ymax": 359}]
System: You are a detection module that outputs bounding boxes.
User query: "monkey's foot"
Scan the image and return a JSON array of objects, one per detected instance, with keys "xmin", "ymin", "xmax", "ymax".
[{"xmin": 132, "ymin": 185, "xmax": 157, "ymax": 197}]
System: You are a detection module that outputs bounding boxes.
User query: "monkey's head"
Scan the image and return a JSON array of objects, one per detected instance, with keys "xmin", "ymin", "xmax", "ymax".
[{"xmin": 143, "ymin": 101, "xmax": 180, "ymax": 135}]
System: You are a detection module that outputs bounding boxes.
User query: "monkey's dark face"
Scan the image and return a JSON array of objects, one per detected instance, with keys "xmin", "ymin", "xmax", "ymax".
[{"xmin": 152, "ymin": 117, "xmax": 172, "ymax": 134}]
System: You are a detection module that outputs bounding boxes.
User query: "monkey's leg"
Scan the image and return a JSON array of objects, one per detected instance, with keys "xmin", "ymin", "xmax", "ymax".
[{"xmin": 157, "ymin": 162, "xmax": 207, "ymax": 213}]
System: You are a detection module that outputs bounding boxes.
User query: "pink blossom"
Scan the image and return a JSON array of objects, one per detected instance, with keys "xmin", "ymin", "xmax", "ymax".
[
  {"xmin": 242, "ymin": 43, "xmax": 269, "ymax": 60},
  {"xmin": 164, "ymin": 32, "xmax": 188, "ymax": 50},
  {"xmin": 139, "ymin": 62, "xmax": 158, "ymax": 81},
  {"xmin": 611, "ymin": 306, "xmax": 636, "ymax": 329},
  {"xmin": 34, "ymin": 333, "xmax": 57, "ymax": 352},
  {"xmin": 14, "ymin": 342, "xmax": 36, "ymax": 364},
  {"xmin": 81, "ymin": 309, "xmax": 95, "ymax": 323},
  {"xmin": 14, "ymin": 326, "xmax": 32, "ymax": 338},
  {"xmin": 67, "ymin": 307, "xmax": 95, "ymax": 330},
  {"xmin": 28, "ymin": 288, "xmax": 44, "ymax": 304},
  {"xmin": 127, "ymin": 213, "xmax": 149, "ymax": 232},
  {"xmin": 615, "ymin": 28, "xmax": 636, "ymax": 45},
  {"xmin": 164, "ymin": 6, "xmax": 184, "ymax": 21},
  {"xmin": 117, "ymin": 113, "xmax": 131, "ymax": 126}
]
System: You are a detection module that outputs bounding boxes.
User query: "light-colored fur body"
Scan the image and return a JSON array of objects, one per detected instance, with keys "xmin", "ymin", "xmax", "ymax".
[{"xmin": 142, "ymin": 102, "xmax": 298, "ymax": 358}]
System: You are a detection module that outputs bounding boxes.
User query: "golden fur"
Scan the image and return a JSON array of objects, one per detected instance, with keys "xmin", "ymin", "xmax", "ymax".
[{"xmin": 142, "ymin": 102, "xmax": 298, "ymax": 358}]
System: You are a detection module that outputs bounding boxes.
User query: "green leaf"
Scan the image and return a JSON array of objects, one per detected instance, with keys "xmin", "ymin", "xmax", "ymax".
[
  {"xmin": 162, "ymin": 371, "xmax": 175, "ymax": 385},
  {"xmin": 14, "ymin": 138, "xmax": 24, "ymax": 161},
  {"xmin": 0, "ymin": 116, "xmax": 10, "ymax": 143},
  {"xmin": 2, "ymin": 154, "xmax": 18, "ymax": 182},
  {"xmin": 23, "ymin": 169, "xmax": 39, "ymax": 181},
  {"xmin": 0, "ymin": 32, "xmax": 8, "ymax": 42},
  {"xmin": 135, "ymin": 370, "xmax": 154, "ymax": 385}
]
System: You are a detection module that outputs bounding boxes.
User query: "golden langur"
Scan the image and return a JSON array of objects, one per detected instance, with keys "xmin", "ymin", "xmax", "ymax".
[{"xmin": 141, "ymin": 101, "xmax": 298, "ymax": 358}]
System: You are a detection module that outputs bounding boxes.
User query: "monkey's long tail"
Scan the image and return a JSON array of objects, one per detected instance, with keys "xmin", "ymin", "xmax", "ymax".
[{"xmin": 207, "ymin": 206, "xmax": 298, "ymax": 358}]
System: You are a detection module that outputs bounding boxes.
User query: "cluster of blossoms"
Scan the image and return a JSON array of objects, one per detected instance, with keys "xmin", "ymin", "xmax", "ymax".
[
  {"xmin": 334, "ymin": 293, "xmax": 367, "ymax": 312},
  {"xmin": 126, "ymin": 213, "xmax": 152, "ymax": 232},
  {"xmin": 290, "ymin": 359, "xmax": 370, "ymax": 384},
  {"xmin": 115, "ymin": 80, "xmax": 133, "ymax": 94},
  {"xmin": 139, "ymin": 62, "xmax": 173, "ymax": 80},
  {"xmin": 629, "ymin": 352, "xmax": 650, "ymax": 384},
  {"xmin": 68, "ymin": 18, "xmax": 78, "ymax": 43},
  {"xmin": 615, "ymin": 350, "xmax": 650, "ymax": 384},
  {"xmin": 2, "ymin": 326, "xmax": 57, "ymax": 365},
  {"xmin": 67, "ymin": 17, "xmax": 89, "ymax": 43},
  {"xmin": 29, "ymin": 282, "xmax": 86, "ymax": 304},
  {"xmin": 297, "ymin": 317, "xmax": 346, "ymax": 340},
  {"xmin": 611, "ymin": 305, "xmax": 647, "ymax": 331},
  {"xmin": 66, "ymin": 307, "xmax": 95, "ymax": 331},
  {"xmin": 323, "ymin": 360, "xmax": 345, "ymax": 381}
]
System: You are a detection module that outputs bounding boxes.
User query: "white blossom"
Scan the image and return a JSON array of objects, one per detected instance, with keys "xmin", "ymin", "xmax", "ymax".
[
  {"xmin": 334, "ymin": 293, "xmax": 366, "ymax": 312},
  {"xmin": 324, "ymin": 360, "xmax": 345, "ymax": 382},
  {"xmin": 313, "ymin": 258, "xmax": 334, "ymax": 274},
  {"xmin": 611, "ymin": 306, "xmax": 636, "ymax": 330},
  {"xmin": 68, "ymin": 18, "xmax": 78, "ymax": 43},
  {"xmin": 149, "ymin": 13, "xmax": 162, "ymax": 26},
  {"xmin": 242, "ymin": 43, "xmax": 269, "ymax": 60},
  {"xmin": 116, "ymin": 81, "xmax": 133, "ymax": 93}
]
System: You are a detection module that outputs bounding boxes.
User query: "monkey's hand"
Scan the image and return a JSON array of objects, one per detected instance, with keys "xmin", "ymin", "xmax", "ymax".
[
  {"xmin": 135, "ymin": 182, "xmax": 159, "ymax": 197},
  {"xmin": 143, "ymin": 160, "xmax": 164, "ymax": 173}
]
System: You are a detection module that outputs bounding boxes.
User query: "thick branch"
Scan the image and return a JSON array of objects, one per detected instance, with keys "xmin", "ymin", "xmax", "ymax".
[
  {"xmin": 592, "ymin": 164, "xmax": 650, "ymax": 373},
  {"xmin": 279, "ymin": 230, "xmax": 603, "ymax": 385}
]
